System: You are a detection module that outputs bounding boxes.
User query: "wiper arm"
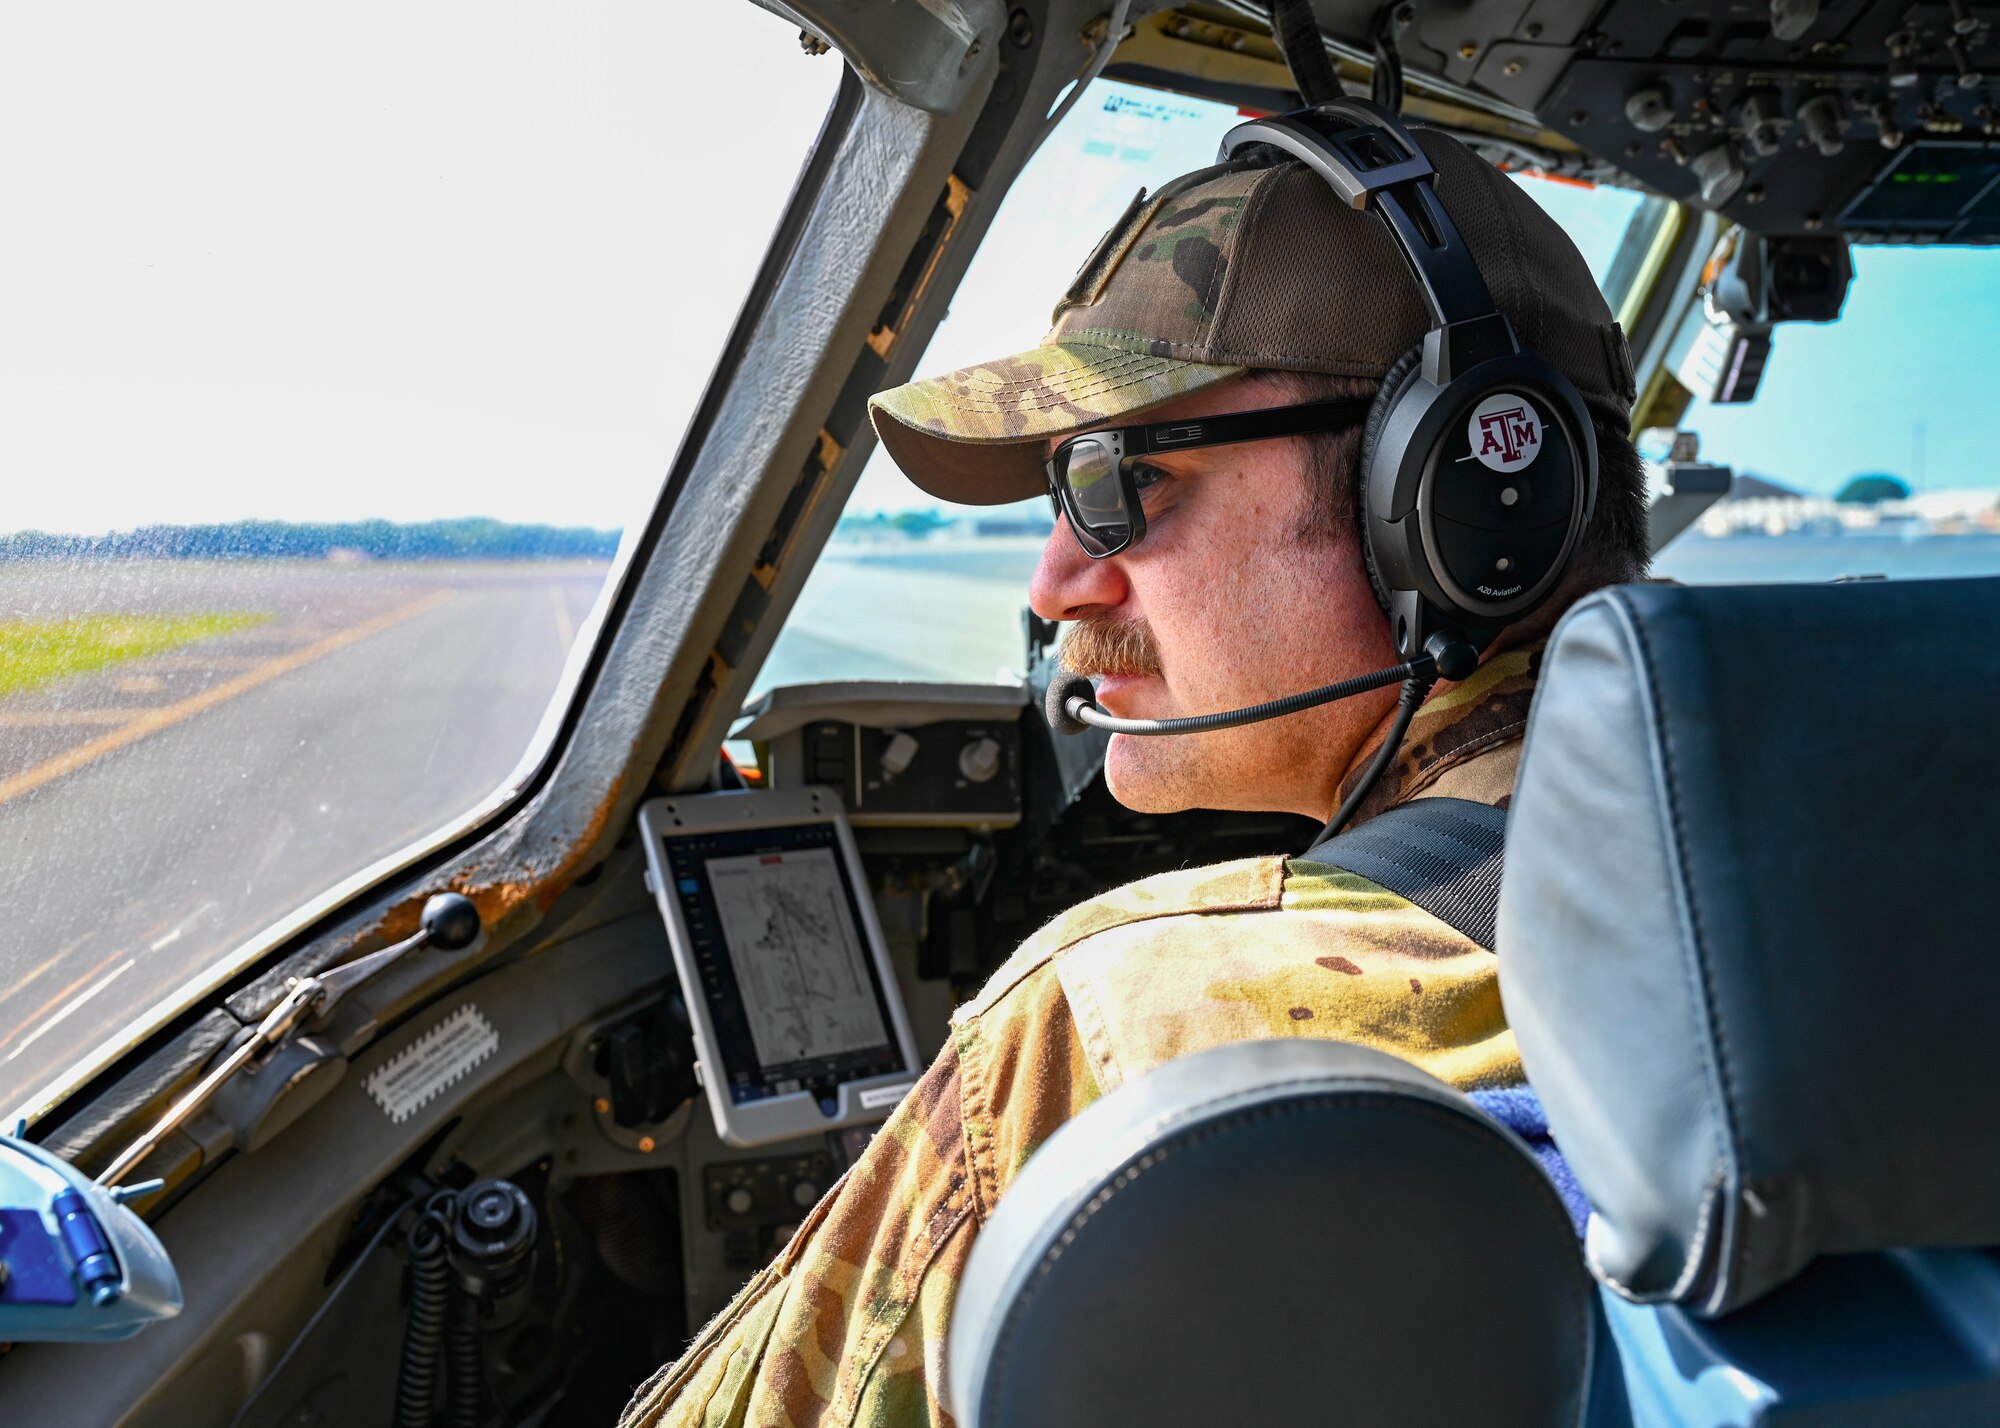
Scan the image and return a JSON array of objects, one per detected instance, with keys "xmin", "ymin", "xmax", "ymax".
[{"xmin": 96, "ymin": 893, "xmax": 481, "ymax": 1189}]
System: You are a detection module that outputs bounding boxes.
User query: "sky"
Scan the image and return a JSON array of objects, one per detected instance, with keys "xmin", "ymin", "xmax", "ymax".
[
  {"xmin": 1686, "ymin": 243, "xmax": 2000, "ymax": 493},
  {"xmin": 6, "ymin": 13, "xmax": 1997, "ymax": 541},
  {"xmin": 846, "ymin": 84, "xmax": 2000, "ymax": 512},
  {"xmin": 0, "ymin": 0, "xmax": 842, "ymax": 536},
  {"xmin": 839, "ymin": 87, "xmax": 1644, "ymax": 516}
]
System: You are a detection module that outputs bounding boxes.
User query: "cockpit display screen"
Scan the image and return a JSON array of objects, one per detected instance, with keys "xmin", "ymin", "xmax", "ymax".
[
  {"xmin": 704, "ymin": 845, "xmax": 888, "ymax": 1069},
  {"xmin": 659, "ymin": 822, "xmax": 905, "ymax": 1108}
]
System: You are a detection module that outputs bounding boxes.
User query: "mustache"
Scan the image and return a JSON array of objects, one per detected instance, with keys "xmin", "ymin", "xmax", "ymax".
[{"xmin": 1058, "ymin": 616, "xmax": 1163, "ymax": 679}]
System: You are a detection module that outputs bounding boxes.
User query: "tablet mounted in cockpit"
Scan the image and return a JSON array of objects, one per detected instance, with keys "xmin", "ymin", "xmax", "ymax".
[{"xmin": 637, "ymin": 786, "xmax": 920, "ymax": 1148}]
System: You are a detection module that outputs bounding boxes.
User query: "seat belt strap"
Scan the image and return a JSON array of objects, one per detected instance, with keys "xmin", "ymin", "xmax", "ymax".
[{"xmin": 1300, "ymin": 796, "xmax": 1507, "ymax": 951}]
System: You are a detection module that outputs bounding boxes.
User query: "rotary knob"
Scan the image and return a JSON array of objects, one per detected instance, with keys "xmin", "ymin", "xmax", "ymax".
[
  {"xmin": 725, "ymin": 1186, "xmax": 754, "ymax": 1216},
  {"xmin": 957, "ymin": 736, "xmax": 1002, "ymax": 784}
]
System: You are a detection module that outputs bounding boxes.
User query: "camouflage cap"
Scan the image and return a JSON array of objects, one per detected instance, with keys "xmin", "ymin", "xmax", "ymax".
[{"xmin": 868, "ymin": 126, "xmax": 1636, "ymax": 506}]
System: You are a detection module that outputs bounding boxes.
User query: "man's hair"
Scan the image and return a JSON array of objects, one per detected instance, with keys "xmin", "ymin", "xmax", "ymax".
[{"xmin": 1259, "ymin": 369, "xmax": 1650, "ymax": 590}]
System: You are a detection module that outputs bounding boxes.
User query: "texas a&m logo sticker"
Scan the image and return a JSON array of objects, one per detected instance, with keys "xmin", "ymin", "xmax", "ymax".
[{"xmin": 1466, "ymin": 392, "xmax": 1542, "ymax": 473}]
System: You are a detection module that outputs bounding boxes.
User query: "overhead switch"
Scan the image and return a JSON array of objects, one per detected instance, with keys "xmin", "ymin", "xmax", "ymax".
[
  {"xmin": 1770, "ymin": 0, "xmax": 1817, "ymax": 42},
  {"xmin": 1692, "ymin": 144, "xmax": 1747, "ymax": 207},
  {"xmin": 1798, "ymin": 93, "xmax": 1846, "ymax": 156},
  {"xmin": 1625, "ymin": 85, "xmax": 1676, "ymax": 132}
]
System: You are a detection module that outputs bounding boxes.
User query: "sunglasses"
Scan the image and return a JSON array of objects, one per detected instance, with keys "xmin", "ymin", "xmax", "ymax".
[{"xmin": 1045, "ymin": 397, "xmax": 1372, "ymax": 558}]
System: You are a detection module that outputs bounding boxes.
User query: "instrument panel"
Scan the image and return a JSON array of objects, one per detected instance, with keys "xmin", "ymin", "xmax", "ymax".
[{"xmin": 734, "ymin": 680, "xmax": 1027, "ymax": 828}]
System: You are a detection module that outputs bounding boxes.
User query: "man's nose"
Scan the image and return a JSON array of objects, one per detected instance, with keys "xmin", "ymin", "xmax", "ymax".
[{"xmin": 1029, "ymin": 516, "xmax": 1128, "ymax": 621}]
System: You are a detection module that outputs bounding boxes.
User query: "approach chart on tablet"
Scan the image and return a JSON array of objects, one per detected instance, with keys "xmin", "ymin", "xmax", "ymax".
[{"xmin": 705, "ymin": 847, "xmax": 888, "ymax": 1065}]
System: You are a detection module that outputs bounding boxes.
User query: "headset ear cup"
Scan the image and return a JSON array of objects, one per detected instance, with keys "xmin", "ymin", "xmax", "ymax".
[{"xmin": 1358, "ymin": 346, "xmax": 1425, "ymax": 613}]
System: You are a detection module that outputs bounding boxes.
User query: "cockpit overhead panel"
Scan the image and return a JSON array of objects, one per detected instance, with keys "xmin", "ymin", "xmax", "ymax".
[
  {"xmin": 1200, "ymin": 0, "xmax": 2000, "ymax": 241},
  {"xmin": 1477, "ymin": 0, "xmax": 2000, "ymax": 239}
]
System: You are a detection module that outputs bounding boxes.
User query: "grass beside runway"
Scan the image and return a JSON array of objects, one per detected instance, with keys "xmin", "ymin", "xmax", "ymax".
[
  {"xmin": 0, "ymin": 563, "xmax": 610, "ymax": 1119},
  {"xmin": 0, "ymin": 612, "xmax": 269, "ymax": 696}
]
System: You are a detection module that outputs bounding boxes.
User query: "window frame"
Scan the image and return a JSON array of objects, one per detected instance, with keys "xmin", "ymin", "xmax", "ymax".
[
  {"xmin": 15, "ymin": 67, "xmax": 874, "ymax": 1132},
  {"xmin": 25, "ymin": 0, "xmax": 1111, "ymax": 1155}
]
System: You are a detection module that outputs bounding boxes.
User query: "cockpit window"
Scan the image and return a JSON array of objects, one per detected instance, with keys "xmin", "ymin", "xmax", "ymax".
[
  {"xmin": 1657, "ymin": 245, "xmax": 2000, "ymax": 584},
  {"xmin": 0, "ymin": 1, "xmax": 842, "ymax": 1120},
  {"xmin": 751, "ymin": 82, "xmax": 1248, "ymax": 707},
  {"xmin": 748, "ymin": 79, "xmax": 1652, "ymax": 710}
]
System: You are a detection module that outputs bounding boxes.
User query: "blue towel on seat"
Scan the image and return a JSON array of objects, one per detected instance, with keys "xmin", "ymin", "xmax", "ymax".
[{"xmin": 1468, "ymin": 1086, "xmax": 1588, "ymax": 1237}]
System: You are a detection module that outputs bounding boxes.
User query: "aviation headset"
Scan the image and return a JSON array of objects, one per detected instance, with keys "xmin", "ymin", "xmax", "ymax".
[
  {"xmin": 1050, "ymin": 99, "xmax": 1600, "ymax": 834},
  {"xmin": 1220, "ymin": 98, "xmax": 1599, "ymax": 660}
]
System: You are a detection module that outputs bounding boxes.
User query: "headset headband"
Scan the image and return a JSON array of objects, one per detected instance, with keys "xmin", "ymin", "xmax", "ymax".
[
  {"xmin": 1218, "ymin": 98, "xmax": 1519, "ymax": 377},
  {"xmin": 1220, "ymin": 97, "xmax": 1598, "ymax": 659}
]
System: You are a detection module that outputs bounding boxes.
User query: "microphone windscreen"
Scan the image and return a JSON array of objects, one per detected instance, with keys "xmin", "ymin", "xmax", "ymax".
[{"xmin": 1044, "ymin": 672, "xmax": 1097, "ymax": 736}]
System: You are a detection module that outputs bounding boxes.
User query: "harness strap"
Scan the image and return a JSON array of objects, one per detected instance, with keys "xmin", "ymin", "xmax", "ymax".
[{"xmin": 1301, "ymin": 796, "xmax": 1507, "ymax": 951}]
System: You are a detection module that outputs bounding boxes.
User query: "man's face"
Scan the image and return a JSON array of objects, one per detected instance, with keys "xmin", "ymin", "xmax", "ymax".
[{"xmin": 1031, "ymin": 377, "xmax": 1401, "ymax": 821}]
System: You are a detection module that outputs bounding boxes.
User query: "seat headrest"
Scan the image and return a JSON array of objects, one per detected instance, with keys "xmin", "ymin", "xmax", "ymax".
[
  {"xmin": 1500, "ymin": 577, "xmax": 2000, "ymax": 1317},
  {"xmin": 949, "ymin": 1040, "xmax": 1595, "ymax": 1428}
]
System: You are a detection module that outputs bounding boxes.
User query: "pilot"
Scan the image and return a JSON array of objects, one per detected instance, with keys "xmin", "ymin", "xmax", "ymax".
[{"xmin": 622, "ymin": 124, "xmax": 1642, "ymax": 1427}]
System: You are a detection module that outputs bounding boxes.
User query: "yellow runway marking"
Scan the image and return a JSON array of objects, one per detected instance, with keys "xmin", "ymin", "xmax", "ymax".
[
  {"xmin": 0, "ymin": 945, "xmax": 129, "ymax": 1057},
  {"xmin": 132, "ymin": 653, "xmax": 275, "ymax": 671},
  {"xmin": 0, "ymin": 591, "xmax": 450, "ymax": 808},
  {"xmin": 0, "ymin": 934, "xmax": 91, "ymax": 1011},
  {"xmin": 551, "ymin": 585, "xmax": 576, "ymax": 654},
  {"xmin": 6, "ymin": 958, "xmax": 135, "ymax": 1063}
]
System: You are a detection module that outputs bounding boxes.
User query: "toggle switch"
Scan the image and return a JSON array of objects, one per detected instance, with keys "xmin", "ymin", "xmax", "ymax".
[
  {"xmin": 958, "ymin": 736, "xmax": 1003, "ymax": 784},
  {"xmin": 879, "ymin": 731, "xmax": 919, "ymax": 777}
]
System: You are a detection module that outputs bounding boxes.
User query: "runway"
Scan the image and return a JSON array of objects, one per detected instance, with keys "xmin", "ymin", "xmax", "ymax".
[
  {"xmin": 746, "ymin": 539, "xmax": 1043, "ymax": 698},
  {"xmin": 0, "ymin": 559, "xmax": 608, "ymax": 1117}
]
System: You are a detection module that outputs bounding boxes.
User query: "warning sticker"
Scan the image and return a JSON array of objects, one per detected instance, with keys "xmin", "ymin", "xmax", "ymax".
[
  {"xmin": 858, "ymin": 1082, "xmax": 914, "ymax": 1111},
  {"xmin": 364, "ymin": 1005, "xmax": 498, "ymax": 1124}
]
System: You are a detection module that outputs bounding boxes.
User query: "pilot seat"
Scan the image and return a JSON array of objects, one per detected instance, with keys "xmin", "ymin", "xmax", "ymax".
[{"xmin": 948, "ymin": 574, "xmax": 2000, "ymax": 1428}]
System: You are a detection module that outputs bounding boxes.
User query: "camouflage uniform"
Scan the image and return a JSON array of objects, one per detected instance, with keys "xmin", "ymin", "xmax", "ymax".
[
  {"xmin": 621, "ymin": 117, "xmax": 1635, "ymax": 1428},
  {"xmin": 618, "ymin": 644, "xmax": 1542, "ymax": 1428}
]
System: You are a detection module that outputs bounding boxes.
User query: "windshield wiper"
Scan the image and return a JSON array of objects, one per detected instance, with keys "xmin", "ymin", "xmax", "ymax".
[{"xmin": 95, "ymin": 893, "xmax": 481, "ymax": 1188}]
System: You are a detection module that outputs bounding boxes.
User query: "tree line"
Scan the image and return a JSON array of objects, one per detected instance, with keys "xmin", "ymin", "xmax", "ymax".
[{"xmin": 0, "ymin": 518, "xmax": 621, "ymax": 562}]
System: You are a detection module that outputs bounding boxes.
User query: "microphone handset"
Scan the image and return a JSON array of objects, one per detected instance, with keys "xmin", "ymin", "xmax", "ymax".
[{"xmin": 1045, "ymin": 630, "xmax": 1478, "ymax": 738}]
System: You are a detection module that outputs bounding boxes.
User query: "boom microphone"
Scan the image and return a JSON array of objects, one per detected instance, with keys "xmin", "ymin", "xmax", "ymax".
[
  {"xmin": 1045, "ymin": 631, "xmax": 1478, "ymax": 738},
  {"xmin": 1045, "ymin": 672, "xmax": 1099, "ymax": 736}
]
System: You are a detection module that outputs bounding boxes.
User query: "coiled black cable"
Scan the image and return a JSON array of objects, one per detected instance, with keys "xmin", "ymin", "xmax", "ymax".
[
  {"xmin": 394, "ymin": 1200, "xmax": 455, "ymax": 1428},
  {"xmin": 448, "ymin": 1316, "xmax": 483, "ymax": 1428}
]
